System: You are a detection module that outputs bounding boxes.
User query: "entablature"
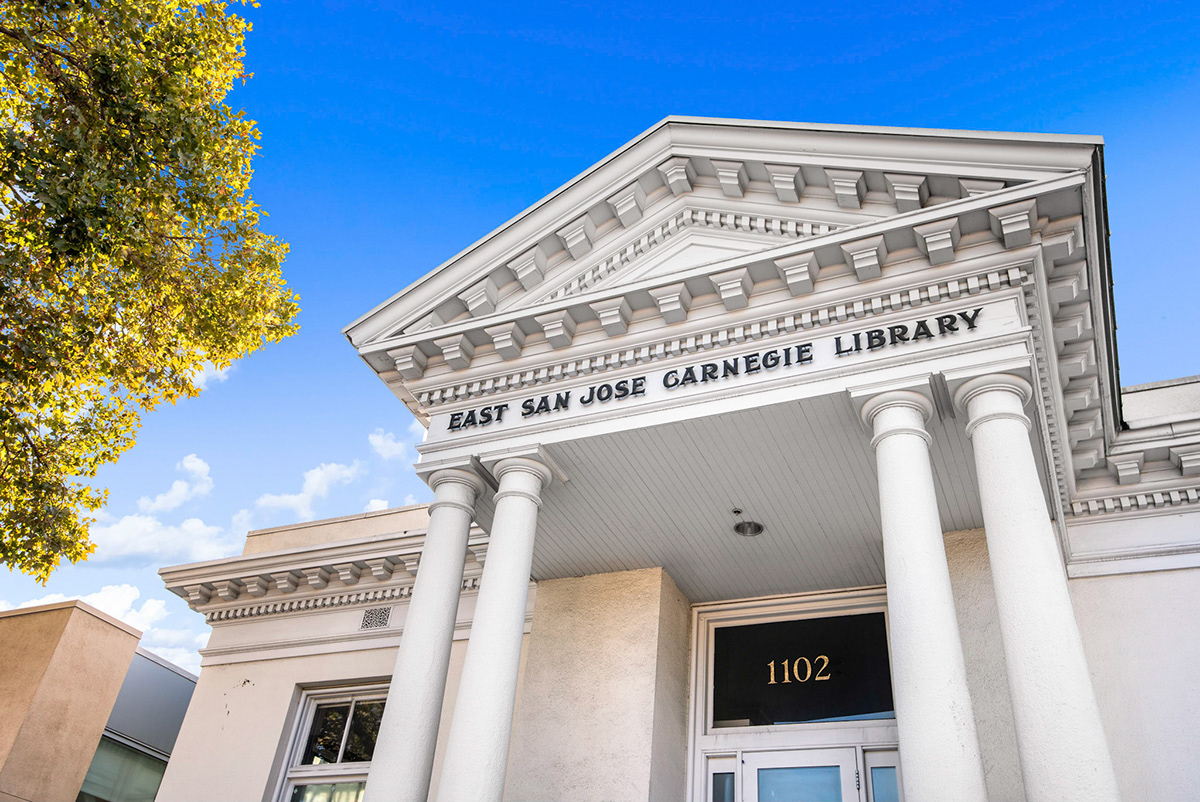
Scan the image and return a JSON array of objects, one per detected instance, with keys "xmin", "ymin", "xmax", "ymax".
[
  {"xmin": 160, "ymin": 528, "xmax": 489, "ymax": 625},
  {"xmin": 370, "ymin": 175, "xmax": 1085, "ymax": 385}
]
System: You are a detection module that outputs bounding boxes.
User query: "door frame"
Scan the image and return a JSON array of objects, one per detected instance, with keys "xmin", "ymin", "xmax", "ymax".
[
  {"xmin": 686, "ymin": 586, "xmax": 899, "ymax": 802},
  {"xmin": 743, "ymin": 747, "xmax": 858, "ymax": 801}
]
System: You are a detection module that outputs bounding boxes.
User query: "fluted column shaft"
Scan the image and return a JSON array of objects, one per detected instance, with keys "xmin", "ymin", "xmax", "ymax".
[
  {"xmin": 861, "ymin": 390, "xmax": 989, "ymax": 802},
  {"xmin": 957, "ymin": 373, "xmax": 1121, "ymax": 802},
  {"xmin": 362, "ymin": 468, "xmax": 483, "ymax": 802},
  {"xmin": 434, "ymin": 457, "xmax": 553, "ymax": 802}
]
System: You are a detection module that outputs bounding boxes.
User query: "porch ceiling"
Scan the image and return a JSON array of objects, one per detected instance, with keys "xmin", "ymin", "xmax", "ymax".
[{"xmin": 517, "ymin": 391, "xmax": 1049, "ymax": 603}]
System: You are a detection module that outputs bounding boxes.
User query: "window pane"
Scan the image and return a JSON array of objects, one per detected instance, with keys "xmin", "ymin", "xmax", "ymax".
[
  {"xmin": 342, "ymin": 701, "xmax": 386, "ymax": 762},
  {"xmin": 712, "ymin": 771, "xmax": 735, "ymax": 802},
  {"xmin": 757, "ymin": 766, "xmax": 842, "ymax": 801},
  {"xmin": 301, "ymin": 704, "xmax": 351, "ymax": 765},
  {"xmin": 77, "ymin": 736, "xmax": 167, "ymax": 802},
  {"xmin": 870, "ymin": 767, "xmax": 900, "ymax": 802},
  {"xmin": 290, "ymin": 782, "xmax": 366, "ymax": 802},
  {"xmin": 713, "ymin": 613, "xmax": 894, "ymax": 727}
]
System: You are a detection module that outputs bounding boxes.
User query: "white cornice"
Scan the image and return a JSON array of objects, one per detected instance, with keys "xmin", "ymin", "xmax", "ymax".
[
  {"xmin": 357, "ymin": 174, "xmax": 1085, "ymax": 363},
  {"xmin": 160, "ymin": 529, "xmax": 490, "ymax": 622},
  {"xmin": 343, "ymin": 119, "xmax": 1098, "ymax": 349}
]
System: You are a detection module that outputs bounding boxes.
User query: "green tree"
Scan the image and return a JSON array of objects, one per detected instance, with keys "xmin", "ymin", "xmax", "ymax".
[{"xmin": 0, "ymin": 0, "xmax": 298, "ymax": 582}]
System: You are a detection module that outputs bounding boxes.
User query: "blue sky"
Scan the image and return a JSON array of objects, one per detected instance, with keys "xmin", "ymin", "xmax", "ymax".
[{"xmin": 2, "ymin": 0, "xmax": 1198, "ymax": 672}]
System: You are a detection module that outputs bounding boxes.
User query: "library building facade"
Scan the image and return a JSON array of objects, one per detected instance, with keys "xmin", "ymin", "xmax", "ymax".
[{"xmin": 157, "ymin": 118, "xmax": 1200, "ymax": 802}]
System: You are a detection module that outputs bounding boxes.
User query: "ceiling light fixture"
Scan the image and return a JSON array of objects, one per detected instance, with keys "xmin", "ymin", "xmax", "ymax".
[{"xmin": 731, "ymin": 508, "xmax": 765, "ymax": 537}]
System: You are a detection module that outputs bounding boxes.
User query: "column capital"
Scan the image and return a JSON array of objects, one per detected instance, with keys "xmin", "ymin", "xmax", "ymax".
[
  {"xmin": 859, "ymin": 389, "xmax": 934, "ymax": 428},
  {"xmin": 491, "ymin": 456, "xmax": 554, "ymax": 484},
  {"xmin": 490, "ymin": 457, "xmax": 554, "ymax": 507},
  {"xmin": 952, "ymin": 372, "xmax": 1032, "ymax": 409},
  {"xmin": 479, "ymin": 444, "xmax": 564, "ymax": 484},
  {"xmin": 848, "ymin": 375, "xmax": 934, "ymax": 425},
  {"xmin": 864, "ymin": 391, "xmax": 935, "ymax": 448},
  {"xmin": 951, "ymin": 373, "xmax": 1034, "ymax": 438},
  {"xmin": 428, "ymin": 466, "xmax": 486, "ymax": 495},
  {"xmin": 942, "ymin": 356, "xmax": 1032, "ymax": 409},
  {"xmin": 421, "ymin": 464, "xmax": 487, "ymax": 517}
]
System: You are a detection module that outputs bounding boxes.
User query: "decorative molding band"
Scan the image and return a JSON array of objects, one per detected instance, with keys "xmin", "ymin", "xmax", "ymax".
[
  {"xmin": 1070, "ymin": 486, "xmax": 1200, "ymax": 517},
  {"xmin": 427, "ymin": 498, "xmax": 476, "ymax": 516},
  {"xmin": 415, "ymin": 263, "xmax": 1031, "ymax": 409},
  {"xmin": 541, "ymin": 206, "xmax": 841, "ymax": 303},
  {"xmin": 870, "ymin": 426, "xmax": 932, "ymax": 449},
  {"xmin": 964, "ymin": 410, "xmax": 1032, "ymax": 439},
  {"xmin": 201, "ymin": 574, "xmax": 484, "ymax": 624},
  {"xmin": 1022, "ymin": 256, "xmax": 1074, "ymax": 523}
]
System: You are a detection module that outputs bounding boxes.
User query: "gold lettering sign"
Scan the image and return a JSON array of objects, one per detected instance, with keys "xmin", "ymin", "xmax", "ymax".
[{"xmin": 766, "ymin": 655, "xmax": 832, "ymax": 685}]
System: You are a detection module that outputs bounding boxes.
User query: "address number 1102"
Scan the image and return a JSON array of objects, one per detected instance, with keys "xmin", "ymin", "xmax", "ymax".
[{"xmin": 767, "ymin": 656, "xmax": 832, "ymax": 684}]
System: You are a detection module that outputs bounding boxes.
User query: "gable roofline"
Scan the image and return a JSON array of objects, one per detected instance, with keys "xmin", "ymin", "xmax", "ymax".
[
  {"xmin": 641, "ymin": 115, "xmax": 1104, "ymax": 146},
  {"xmin": 342, "ymin": 116, "xmax": 1103, "ymax": 346}
]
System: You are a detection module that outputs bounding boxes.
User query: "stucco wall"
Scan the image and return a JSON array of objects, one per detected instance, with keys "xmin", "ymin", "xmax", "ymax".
[
  {"xmin": 946, "ymin": 527, "xmax": 1199, "ymax": 802},
  {"xmin": 648, "ymin": 570, "xmax": 691, "ymax": 802},
  {"xmin": 504, "ymin": 568, "xmax": 692, "ymax": 802},
  {"xmin": 242, "ymin": 505, "xmax": 431, "ymax": 554},
  {"xmin": 944, "ymin": 528, "xmax": 1026, "ymax": 802},
  {"xmin": 1070, "ymin": 565, "xmax": 1200, "ymax": 802},
  {"xmin": 157, "ymin": 634, "xmax": 530, "ymax": 802},
  {"xmin": 0, "ymin": 601, "xmax": 140, "ymax": 802}
]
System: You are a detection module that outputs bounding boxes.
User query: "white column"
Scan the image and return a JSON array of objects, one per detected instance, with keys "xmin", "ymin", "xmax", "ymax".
[
  {"xmin": 434, "ymin": 457, "xmax": 553, "ymax": 802},
  {"xmin": 955, "ymin": 373, "xmax": 1121, "ymax": 802},
  {"xmin": 859, "ymin": 389, "xmax": 989, "ymax": 802},
  {"xmin": 362, "ymin": 467, "xmax": 484, "ymax": 802}
]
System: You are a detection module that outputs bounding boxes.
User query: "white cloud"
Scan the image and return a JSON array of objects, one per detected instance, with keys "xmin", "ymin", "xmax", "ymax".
[
  {"xmin": 142, "ymin": 645, "xmax": 203, "ymax": 674},
  {"xmin": 369, "ymin": 420, "xmax": 427, "ymax": 462},
  {"xmin": 90, "ymin": 514, "xmax": 239, "ymax": 562},
  {"xmin": 0, "ymin": 584, "xmax": 168, "ymax": 633},
  {"xmin": 403, "ymin": 493, "xmax": 420, "ymax": 506},
  {"xmin": 256, "ymin": 461, "xmax": 363, "ymax": 521},
  {"xmin": 141, "ymin": 627, "xmax": 201, "ymax": 647},
  {"xmin": 369, "ymin": 429, "xmax": 409, "ymax": 460},
  {"xmin": 138, "ymin": 454, "xmax": 213, "ymax": 513},
  {"xmin": 193, "ymin": 362, "xmax": 234, "ymax": 390},
  {"xmin": 231, "ymin": 508, "xmax": 253, "ymax": 537},
  {"xmin": 141, "ymin": 627, "xmax": 210, "ymax": 675},
  {"xmin": 364, "ymin": 498, "xmax": 389, "ymax": 512}
]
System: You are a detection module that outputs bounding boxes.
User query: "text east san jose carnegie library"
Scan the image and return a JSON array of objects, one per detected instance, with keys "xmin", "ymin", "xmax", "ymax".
[{"xmin": 445, "ymin": 307, "xmax": 984, "ymax": 433}]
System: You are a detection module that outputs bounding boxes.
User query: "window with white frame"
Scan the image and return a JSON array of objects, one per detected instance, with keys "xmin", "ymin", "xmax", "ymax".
[
  {"xmin": 278, "ymin": 683, "xmax": 388, "ymax": 802},
  {"xmin": 688, "ymin": 588, "xmax": 902, "ymax": 802}
]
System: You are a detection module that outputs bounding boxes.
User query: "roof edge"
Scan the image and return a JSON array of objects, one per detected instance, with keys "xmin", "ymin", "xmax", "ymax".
[
  {"xmin": 342, "ymin": 116, "xmax": 1104, "ymax": 343},
  {"xmin": 656, "ymin": 115, "xmax": 1105, "ymax": 145}
]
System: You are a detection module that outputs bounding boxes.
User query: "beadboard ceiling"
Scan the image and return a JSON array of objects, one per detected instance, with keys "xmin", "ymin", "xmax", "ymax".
[{"xmin": 508, "ymin": 391, "xmax": 1049, "ymax": 603}]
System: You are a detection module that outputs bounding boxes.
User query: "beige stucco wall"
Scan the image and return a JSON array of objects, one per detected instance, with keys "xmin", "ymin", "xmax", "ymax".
[
  {"xmin": 1070, "ymin": 564, "xmax": 1200, "ymax": 802},
  {"xmin": 242, "ymin": 505, "xmax": 432, "ymax": 555},
  {"xmin": 946, "ymin": 526, "xmax": 1200, "ymax": 802},
  {"xmin": 0, "ymin": 601, "xmax": 140, "ymax": 802},
  {"xmin": 157, "ymin": 634, "xmax": 530, "ymax": 802},
  {"xmin": 944, "ymin": 528, "xmax": 1027, "ymax": 802},
  {"xmin": 504, "ymin": 567, "xmax": 691, "ymax": 802}
]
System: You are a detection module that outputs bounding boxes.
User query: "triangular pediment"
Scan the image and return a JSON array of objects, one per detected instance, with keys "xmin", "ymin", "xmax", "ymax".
[
  {"xmin": 345, "ymin": 117, "xmax": 1098, "ymax": 353},
  {"xmin": 498, "ymin": 205, "xmax": 853, "ymax": 314},
  {"xmin": 599, "ymin": 227, "xmax": 773, "ymax": 289}
]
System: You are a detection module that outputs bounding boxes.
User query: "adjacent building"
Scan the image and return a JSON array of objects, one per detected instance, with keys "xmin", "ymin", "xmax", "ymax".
[
  {"xmin": 0, "ymin": 600, "xmax": 195, "ymax": 802},
  {"xmin": 157, "ymin": 118, "xmax": 1200, "ymax": 802}
]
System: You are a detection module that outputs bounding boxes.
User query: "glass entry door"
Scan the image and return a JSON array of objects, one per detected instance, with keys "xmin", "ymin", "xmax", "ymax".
[{"xmin": 743, "ymin": 748, "xmax": 858, "ymax": 802}]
